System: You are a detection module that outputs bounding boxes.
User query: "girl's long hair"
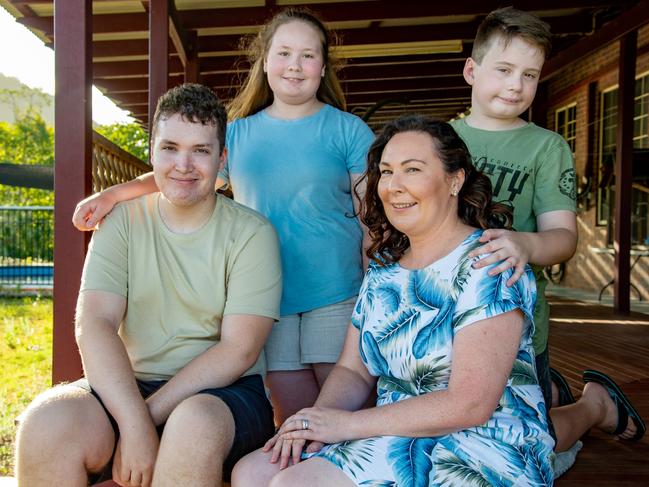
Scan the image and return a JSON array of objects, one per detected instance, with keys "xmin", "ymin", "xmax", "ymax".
[{"xmin": 227, "ymin": 8, "xmax": 346, "ymax": 120}]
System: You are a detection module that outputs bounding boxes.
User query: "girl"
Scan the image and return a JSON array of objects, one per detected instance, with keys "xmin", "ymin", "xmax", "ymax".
[{"xmin": 72, "ymin": 8, "xmax": 374, "ymax": 424}]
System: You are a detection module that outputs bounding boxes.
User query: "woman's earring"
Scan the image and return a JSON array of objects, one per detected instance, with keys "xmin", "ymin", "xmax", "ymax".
[{"xmin": 451, "ymin": 187, "xmax": 458, "ymax": 197}]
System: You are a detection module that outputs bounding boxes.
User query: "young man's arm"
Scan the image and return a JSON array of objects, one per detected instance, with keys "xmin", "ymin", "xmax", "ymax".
[
  {"xmin": 76, "ymin": 290, "xmax": 159, "ymax": 487},
  {"xmin": 469, "ymin": 210, "xmax": 577, "ymax": 286},
  {"xmin": 143, "ymin": 314, "xmax": 274, "ymax": 425}
]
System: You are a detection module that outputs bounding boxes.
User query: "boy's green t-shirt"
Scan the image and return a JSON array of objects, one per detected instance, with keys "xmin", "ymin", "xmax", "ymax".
[{"xmin": 451, "ymin": 118, "xmax": 577, "ymax": 354}]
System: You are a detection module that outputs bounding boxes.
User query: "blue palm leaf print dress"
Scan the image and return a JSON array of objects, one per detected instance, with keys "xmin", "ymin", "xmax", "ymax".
[{"xmin": 308, "ymin": 230, "xmax": 555, "ymax": 486}]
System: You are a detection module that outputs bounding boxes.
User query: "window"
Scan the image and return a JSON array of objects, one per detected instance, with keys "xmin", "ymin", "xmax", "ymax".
[
  {"xmin": 635, "ymin": 74, "xmax": 649, "ymax": 149},
  {"xmin": 597, "ymin": 71, "xmax": 649, "ymax": 245},
  {"xmin": 555, "ymin": 103, "xmax": 577, "ymax": 154}
]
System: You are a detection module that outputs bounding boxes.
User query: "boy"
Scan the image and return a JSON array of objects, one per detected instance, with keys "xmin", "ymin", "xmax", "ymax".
[{"xmin": 452, "ymin": 7, "xmax": 643, "ymax": 454}]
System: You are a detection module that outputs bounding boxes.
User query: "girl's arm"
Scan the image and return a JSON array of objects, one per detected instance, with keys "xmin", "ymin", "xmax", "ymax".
[
  {"xmin": 72, "ymin": 172, "xmax": 158, "ymax": 230},
  {"xmin": 350, "ymin": 172, "xmax": 371, "ymax": 271},
  {"xmin": 72, "ymin": 172, "xmax": 228, "ymax": 230}
]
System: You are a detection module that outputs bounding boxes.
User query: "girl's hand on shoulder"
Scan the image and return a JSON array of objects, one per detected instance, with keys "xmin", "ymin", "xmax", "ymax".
[{"xmin": 72, "ymin": 190, "xmax": 117, "ymax": 231}]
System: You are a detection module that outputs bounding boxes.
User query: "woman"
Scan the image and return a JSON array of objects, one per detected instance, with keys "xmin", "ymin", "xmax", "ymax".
[
  {"xmin": 231, "ymin": 116, "xmax": 555, "ymax": 487},
  {"xmin": 72, "ymin": 9, "xmax": 374, "ymax": 424}
]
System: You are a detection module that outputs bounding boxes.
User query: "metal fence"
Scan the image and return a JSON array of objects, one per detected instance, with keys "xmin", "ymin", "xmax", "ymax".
[{"xmin": 0, "ymin": 206, "xmax": 53, "ymax": 287}]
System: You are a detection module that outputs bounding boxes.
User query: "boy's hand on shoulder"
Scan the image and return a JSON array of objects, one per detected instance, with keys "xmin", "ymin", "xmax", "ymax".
[{"xmin": 468, "ymin": 229, "xmax": 532, "ymax": 287}]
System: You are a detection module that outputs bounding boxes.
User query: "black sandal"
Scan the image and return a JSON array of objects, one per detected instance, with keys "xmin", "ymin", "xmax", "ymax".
[{"xmin": 550, "ymin": 367, "xmax": 576, "ymax": 406}]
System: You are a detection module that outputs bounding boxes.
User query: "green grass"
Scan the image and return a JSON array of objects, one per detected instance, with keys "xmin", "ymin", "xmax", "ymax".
[{"xmin": 0, "ymin": 295, "xmax": 52, "ymax": 477}]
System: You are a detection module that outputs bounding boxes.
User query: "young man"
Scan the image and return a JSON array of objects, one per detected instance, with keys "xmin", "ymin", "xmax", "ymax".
[
  {"xmin": 15, "ymin": 84, "xmax": 282, "ymax": 487},
  {"xmin": 452, "ymin": 7, "xmax": 644, "ymax": 454}
]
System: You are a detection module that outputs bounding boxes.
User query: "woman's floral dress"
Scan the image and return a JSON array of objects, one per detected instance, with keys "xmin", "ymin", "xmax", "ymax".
[{"xmin": 308, "ymin": 230, "xmax": 555, "ymax": 486}]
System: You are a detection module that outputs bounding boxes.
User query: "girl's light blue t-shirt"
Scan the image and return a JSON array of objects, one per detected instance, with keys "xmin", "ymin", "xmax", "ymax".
[{"xmin": 221, "ymin": 104, "xmax": 375, "ymax": 315}]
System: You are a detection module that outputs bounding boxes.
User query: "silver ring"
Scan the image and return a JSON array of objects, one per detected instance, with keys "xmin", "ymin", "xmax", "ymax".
[{"xmin": 302, "ymin": 418, "xmax": 309, "ymax": 430}]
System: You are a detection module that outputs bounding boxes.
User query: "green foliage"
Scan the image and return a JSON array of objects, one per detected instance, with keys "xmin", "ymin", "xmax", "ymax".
[
  {"xmin": 0, "ymin": 89, "xmax": 55, "ymax": 206},
  {"xmin": 0, "ymin": 296, "xmax": 52, "ymax": 476},
  {"xmin": 96, "ymin": 121, "xmax": 149, "ymax": 162},
  {"xmin": 0, "ymin": 88, "xmax": 54, "ymax": 167}
]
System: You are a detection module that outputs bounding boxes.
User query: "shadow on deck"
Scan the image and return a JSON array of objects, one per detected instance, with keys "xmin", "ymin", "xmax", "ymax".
[{"xmin": 549, "ymin": 297, "xmax": 649, "ymax": 485}]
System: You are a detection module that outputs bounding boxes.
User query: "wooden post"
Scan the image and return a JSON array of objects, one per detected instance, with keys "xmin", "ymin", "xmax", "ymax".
[
  {"xmin": 185, "ymin": 31, "xmax": 201, "ymax": 84},
  {"xmin": 614, "ymin": 31, "xmax": 636, "ymax": 314},
  {"xmin": 53, "ymin": 0, "xmax": 92, "ymax": 383},
  {"xmin": 148, "ymin": 0, "xmax": 169, "ymax": 129}
]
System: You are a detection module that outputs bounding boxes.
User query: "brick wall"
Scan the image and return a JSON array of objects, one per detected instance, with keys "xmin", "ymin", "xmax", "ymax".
[{"xmin": 543, "ymin": 23, "xmax": 649, "ymax": 300}]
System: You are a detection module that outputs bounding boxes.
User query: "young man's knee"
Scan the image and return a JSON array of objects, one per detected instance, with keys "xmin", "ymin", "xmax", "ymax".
[
  {"xmin": 165, "ymin": 394, "xmax": 235, "ymax": 440},
  {"xmin": 17, "ymin": 386, "xmax": 114, "ymax": 460}
]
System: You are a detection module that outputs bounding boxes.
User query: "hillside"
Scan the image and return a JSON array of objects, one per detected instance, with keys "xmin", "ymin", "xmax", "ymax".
[{"xmin": 0, "ymin": 74, "xmax": 54, "ymax": 125}]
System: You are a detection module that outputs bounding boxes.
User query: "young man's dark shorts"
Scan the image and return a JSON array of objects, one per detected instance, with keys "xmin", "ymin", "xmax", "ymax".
[{"xmin": 72, "ymin": 374, "xmax": 274, "ymax": 482}]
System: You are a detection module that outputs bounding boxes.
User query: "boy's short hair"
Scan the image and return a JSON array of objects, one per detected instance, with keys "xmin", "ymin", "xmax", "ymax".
[
  {"xmin": 151, "ymin": 83, "xmax": 227, "ymax": 153},
  {"xmin": 472, "ymin": 7, "xmax": 552, "ymax": 63}
]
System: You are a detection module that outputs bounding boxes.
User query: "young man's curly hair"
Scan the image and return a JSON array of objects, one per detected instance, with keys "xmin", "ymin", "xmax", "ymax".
[{"xmin": 151, "ymin": 83, "xmax": 227, "ymax": 153}]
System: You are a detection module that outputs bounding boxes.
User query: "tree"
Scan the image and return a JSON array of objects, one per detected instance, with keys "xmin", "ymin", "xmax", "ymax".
[
  {"xmin": 0, "ymin": 108, "xmax": 54, "ymax": 206},
  {"xmin": 96, "ymin": 122, "xmax": 149, "ymax": 162}
]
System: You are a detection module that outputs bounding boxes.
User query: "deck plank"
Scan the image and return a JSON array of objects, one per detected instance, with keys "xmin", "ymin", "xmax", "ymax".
[{"xmin": 548, "ymin": 298, "xmax": 649, "ymax": 485}]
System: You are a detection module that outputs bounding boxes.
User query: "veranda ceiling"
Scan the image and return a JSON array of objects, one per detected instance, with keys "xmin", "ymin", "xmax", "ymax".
[{"xmin": 0, "ymin": 0, "xmax": 645, "ymax": 129}]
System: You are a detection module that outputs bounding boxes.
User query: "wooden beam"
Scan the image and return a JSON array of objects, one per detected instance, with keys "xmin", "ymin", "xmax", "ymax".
[
  {"xmin": 97, "ymin": 75, "xmax": 184, "ymax": 93},
  {"xmin": 177, "ymin": 1, "xmax": 613, "ymax": 29},
  {"xmin": 613, "ymin": 31, "xmax": 636, "ymax": 314},
  {"xmin": 184, "ymin": 31, "xmax": 201, "ymax": 84},
  {"xmin": 168, "ymin": 3, "xmax": 189, "ymax": 66},
  {"xmin": 340, "ymin": 62, "xmax": 465, "ymax": 81},
  {"xmin": 148, "ymin": 0, "xmax": 169, "ymax": 128},
  {"xmin": 18, "ymin": 1, "xmax": 605, "ymax": 37},
  {"xmin": 542, "ymin": 0, "xmax": 649, "ymax": 80},
  {"xmin": 53, "ymin": 0, "xmax": 91, "ymax": 383},
  {"xmin": 93, "ymin": 58, "xmax": 184, "ymax": 78},
  {"xmin": 345, "ymin": 87, "xmax": 470, "ymax": 105},
  {"xmin": 343, "ymin": 77, "xmax": 467, "ymax": 93},
  {"xmin": 93, "ymin": 39, "xmax": 176, "ymax": 59}
]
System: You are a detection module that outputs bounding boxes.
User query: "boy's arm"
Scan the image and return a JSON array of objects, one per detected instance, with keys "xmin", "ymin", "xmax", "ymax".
[{"xmin": 469, "ymin": 210, "xmax": 577, "ymax": 286}]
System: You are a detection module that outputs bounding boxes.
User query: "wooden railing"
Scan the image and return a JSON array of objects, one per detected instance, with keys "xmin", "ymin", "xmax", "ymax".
[{"xmin": 92, "ymin": 131, "xmax": 150, "ymax": 192}]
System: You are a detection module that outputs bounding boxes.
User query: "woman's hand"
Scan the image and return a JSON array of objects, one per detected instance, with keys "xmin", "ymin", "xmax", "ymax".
[
  {"xmin": 269, "ymin": 407, "xmax": 355, "ymax": 467},
  {"xmin": 72, "ymin": 190, "xmax": 117, "ymax": 231},
  {"xmin": 263, "ymin": 432, "xmax": 308, "ymax": 469}
]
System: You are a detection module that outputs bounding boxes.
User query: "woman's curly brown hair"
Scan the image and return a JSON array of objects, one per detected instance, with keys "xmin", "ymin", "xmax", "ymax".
[{"xmin": 355, "ymin": 115, "xmax": 513, "ymax": 264}]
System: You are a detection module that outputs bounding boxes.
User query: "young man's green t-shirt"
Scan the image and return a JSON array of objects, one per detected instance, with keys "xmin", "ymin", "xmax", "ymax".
[{"xmin": 451, "ymin": 118, "xmax": 577, "ymax": 354}]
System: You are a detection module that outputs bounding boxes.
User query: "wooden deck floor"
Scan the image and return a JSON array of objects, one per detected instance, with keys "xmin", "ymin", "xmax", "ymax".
[{"xmin": 548, "ymin": 297, "xmax": 649, "ymax": 486}]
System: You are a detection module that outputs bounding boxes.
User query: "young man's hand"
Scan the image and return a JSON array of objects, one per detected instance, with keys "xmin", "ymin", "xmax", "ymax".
[
  {"xmin": 72, "ymin": 190, "xmax": 117, "ymax": 231},
  {"xmin": 468, "ymin": 229, "xmax": 532, "ymax": 287},
  {"xmin": 112, "ymin": 421, "xmax": 159, "ymax": 487}
]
